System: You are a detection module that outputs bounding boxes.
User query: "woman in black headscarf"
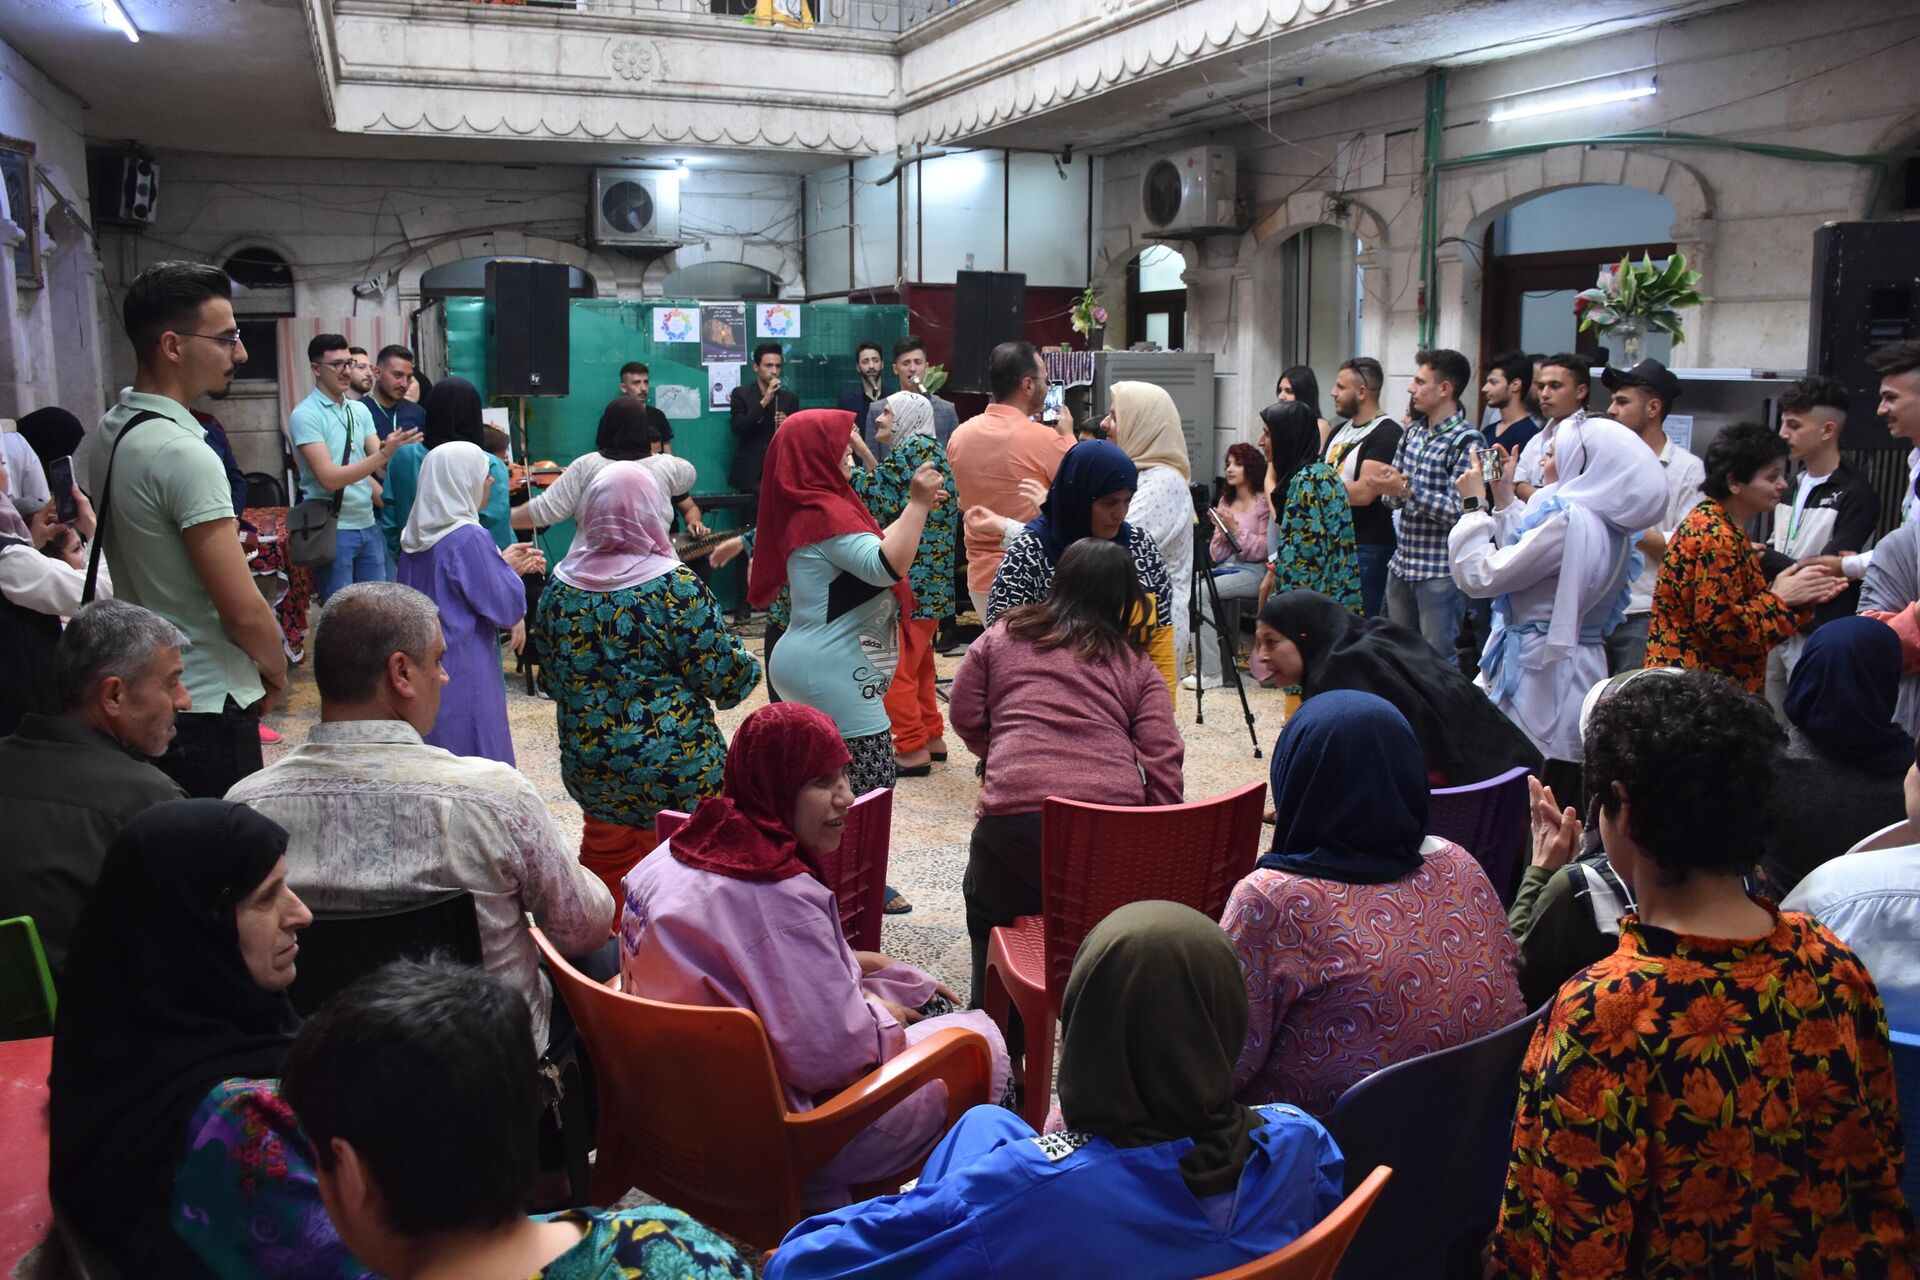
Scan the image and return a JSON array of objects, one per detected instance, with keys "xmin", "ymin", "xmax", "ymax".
[
  {"xmin": 381, "ymin": 375, "xmax": 496, "ymax": 556},
  {"xmin": 766, "ymin": 900, "xmax": 1344, "ymax": 1280},
  {"xmin": 17, "ymin": 406, "xmax": 85, "ymax": 474},
  {"xmin": 1255, "ymin": 589, "xmax": 1543, "ymax": 786},
  {"xmin": 47, "ymin": 799, "xmax": 360, "ymax": 1277},
  {"xmin": 1761, "ymin": 617, "xmax": 1913, "ymax": 894}
]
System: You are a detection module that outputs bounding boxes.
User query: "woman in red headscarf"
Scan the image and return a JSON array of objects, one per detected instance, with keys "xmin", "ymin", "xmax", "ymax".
[
  {"xmin": 749, "ymin": 409, "xmax": 948, "ymax": 799},
  {"xmin": 619, "ymin": 702, "xmax": 1011, "ymax": 1209}
]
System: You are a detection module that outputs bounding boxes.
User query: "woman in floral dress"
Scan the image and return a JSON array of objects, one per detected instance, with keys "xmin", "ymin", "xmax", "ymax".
[
  {"xmin": 850, "ymin": 391, "xmax": 958, "ymax": 775},
  {"xmin": 1258, "ymin": 400, "xmax": 1361, "ymax": 614},
  {"xmin": 537, "ymin": 462, "xmax": 761, "ymax": 897}
]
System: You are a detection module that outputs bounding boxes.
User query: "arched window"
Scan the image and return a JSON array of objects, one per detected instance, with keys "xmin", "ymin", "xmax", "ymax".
[
  {"xmin": 420, "ymin": 257, "xmax": 595, "ymax": 302},
  {"xmin": 222, "ymin": 247, "xmax": 293, "ymax": 385},
  {"xmin": 1125, "ymin": 245, "xmax": 1187, "ymax": 349}
]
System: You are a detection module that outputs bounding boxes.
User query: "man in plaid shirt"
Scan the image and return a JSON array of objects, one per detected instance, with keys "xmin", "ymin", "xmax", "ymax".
[{"xmin": 1380, "ymin": 348, "xmax": 1481, "ymax": 658}]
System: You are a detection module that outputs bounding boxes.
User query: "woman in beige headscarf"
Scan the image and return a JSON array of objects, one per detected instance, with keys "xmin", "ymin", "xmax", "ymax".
[{"xmin": 1104, "ymin": 382, "xmax": 1197, "ymax": 684}]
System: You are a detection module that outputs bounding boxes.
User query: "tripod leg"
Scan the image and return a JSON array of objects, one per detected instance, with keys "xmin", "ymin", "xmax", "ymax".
[{"xmin": 1199, "ymin": 550, "xmax": 1264, "ymax": 758}]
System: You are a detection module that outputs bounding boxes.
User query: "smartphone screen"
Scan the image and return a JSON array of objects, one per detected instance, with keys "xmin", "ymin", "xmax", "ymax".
[
  {"xmin": 1041, "ymin": 380, "xmax": 1065, "ymax": 424},
  {"xmin": 47, "ymin": 455, "xmax": 78, "ymax": 524}
]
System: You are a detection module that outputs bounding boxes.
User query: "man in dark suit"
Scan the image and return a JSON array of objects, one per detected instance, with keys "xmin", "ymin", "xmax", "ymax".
[
  {"xmin": 837, "ymin": 340, "xmax": 890, "ymax": 418},
  {"xmin": 728, "ymin": 342, "xmax": 799, "ymax": 499}
]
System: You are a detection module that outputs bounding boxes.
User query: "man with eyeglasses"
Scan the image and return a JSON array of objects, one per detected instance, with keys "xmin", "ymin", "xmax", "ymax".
[
  {"xmin": 290, "ymin": 333, "xmax": 422, "ymax": 601},
  {"xmin": 75, "ymin": 261, "xmax": 289, "ymax": 798}
]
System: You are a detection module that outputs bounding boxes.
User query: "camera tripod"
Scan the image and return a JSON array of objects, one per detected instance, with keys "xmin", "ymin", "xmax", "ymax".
[{"xmin": 1186, "ymin": 484, "xmax": 1262, "ymax": 758}]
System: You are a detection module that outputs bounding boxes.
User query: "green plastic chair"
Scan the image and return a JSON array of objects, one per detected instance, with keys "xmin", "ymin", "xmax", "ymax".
[{"xmin": 0, "ymin": 916, "xmax": 56, "ymax": 1040}]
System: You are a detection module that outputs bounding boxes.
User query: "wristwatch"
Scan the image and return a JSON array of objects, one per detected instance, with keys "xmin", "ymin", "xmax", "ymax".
[{"xmin": 1462, "ymin": 495, "xmax": 1486, "ymax": 513}]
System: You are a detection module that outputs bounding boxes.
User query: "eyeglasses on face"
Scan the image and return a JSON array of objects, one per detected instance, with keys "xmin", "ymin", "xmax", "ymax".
[
  {"xmin": 172, "ymin": 330, "xmax": 243, "ymax": 350},
  {"xmin": 314, "ymin": 358, "xmax": 355, "ymax": 371}
]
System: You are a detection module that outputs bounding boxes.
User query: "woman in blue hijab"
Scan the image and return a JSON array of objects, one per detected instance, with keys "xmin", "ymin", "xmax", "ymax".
[
  {"xmin": 984, "ymin": 439, "xmax": 1178, "ymax": 691},
  {"xmin": 1762, "ymin": 616, "xmax": 1913, "ymax": 894},
  {"xmin": 1222, "ymin": 690, "xmax": 1526, "ymax": 1116}
]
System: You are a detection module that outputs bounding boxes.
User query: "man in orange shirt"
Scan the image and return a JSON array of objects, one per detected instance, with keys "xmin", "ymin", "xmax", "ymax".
[{"xmin": 946, "ymin": 341, "xmax": 1075, "ymax": 619}]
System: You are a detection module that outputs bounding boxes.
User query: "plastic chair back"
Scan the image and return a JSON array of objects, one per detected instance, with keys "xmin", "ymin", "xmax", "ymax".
[
  {"xmin": 286, "ymin": 890, "xmax": 482, "ymax": 1017},
  {"xmin": 0, "ymin": 1037, "xmax": 52, "ymax": 1270},
  {"xmin": 1428, "ymin": 766, "xmax": 1531, "ymax": 907},
  {"xmin": 0, "ymin": 917, "xmax": 56, "ymax": 1041},
  {"xmin": 1196, "ymin": 1166, "xmax": 1393, "ymax": 1280},
  {"xmin": 1849, "ymin": 819, "xmax": 1920, "ymax": 855},
  {"xmin": 1039, "ymin": 781, "xmax": 1266, "ymax": 1011},
  {"xmin": 1891, "ymin": 1029, "xmax": 1920, "ymax": 1216},
  {"xmin": 1324, "ymin": 1003, "xmax": 1549, "ymax": 1280},
  {"xmin": 655, "ymin": 787, "xmax": 892, "ymax": 952}
]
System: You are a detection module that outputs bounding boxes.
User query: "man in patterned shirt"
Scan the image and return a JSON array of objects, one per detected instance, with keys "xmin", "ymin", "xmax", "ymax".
[
  {"xmin": 1379, "ymin": 348, "xmax": 1481, "ymax": 659},
  {"xmin": 228, "ymin": 582, "xmax": 615, "ymax": 1052}
]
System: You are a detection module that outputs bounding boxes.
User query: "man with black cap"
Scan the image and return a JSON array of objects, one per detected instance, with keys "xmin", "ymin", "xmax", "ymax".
[{"xmin": 1602, "ymin": 358, "xmax": 1705, "ymax": 674}]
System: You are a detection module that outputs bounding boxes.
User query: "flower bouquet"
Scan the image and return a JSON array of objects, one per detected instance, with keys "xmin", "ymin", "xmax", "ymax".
[
  {"xmin": 1575, "ymin": 252, "xmax": 1705, "ymax": 358},
  {"xmin": 1070, "ymin": 286, "xmax": 1108, "ymax": 347}
]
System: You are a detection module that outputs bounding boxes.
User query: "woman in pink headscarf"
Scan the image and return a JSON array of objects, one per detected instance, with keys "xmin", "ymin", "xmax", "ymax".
[
  {"xmin": 536, "ymin": 461, "xmax": 762, "ymax": 896},
  {"xmin": 621, "ymin": 701, "xmax": 1011, "ymax": 1209}
]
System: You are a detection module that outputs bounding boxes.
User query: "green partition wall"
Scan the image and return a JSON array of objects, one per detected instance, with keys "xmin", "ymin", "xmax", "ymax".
[{"xmin": 443, "ymin": 297, "xmax": 908, "ymax": 605}]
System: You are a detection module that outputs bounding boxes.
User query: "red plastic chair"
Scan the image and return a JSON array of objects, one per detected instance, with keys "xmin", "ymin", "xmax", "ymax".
[
  {"xmin": 655, "ymin": 787, "xmax": 893, "ymax": 953},
  {"xmin": 1427, "ymin": 766, "xmax": 1531, "ymax": 907},
  {"xmin": 0, "ymin": 1037, "xmax": 52, "ymax": 1272},
  {"xmin": 531, "ymin": 926, "xmax": 991, "ymax": 1251},
  {"xmin": 1196, "ymin": 1166, "xmax": 1393, "ymax": 1280},
  {"xmin": 982, "ymin": 781, "xmax": 1267, "ymax": 1126}
]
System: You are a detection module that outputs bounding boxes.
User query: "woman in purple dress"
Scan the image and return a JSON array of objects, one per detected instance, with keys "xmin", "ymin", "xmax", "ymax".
[{"xmin": 397, "ymin": 441, "xmax": 543, "ymax": 763}]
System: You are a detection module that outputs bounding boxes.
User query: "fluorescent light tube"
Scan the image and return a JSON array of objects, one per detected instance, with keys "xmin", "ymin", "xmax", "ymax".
[
  {"xmin": 1489, "ymin": 84, "xmax": 1655, "ymax": 124},
  {"xmin": 102, "ymin": 0, "xmax": 140, "ymax": 41}
]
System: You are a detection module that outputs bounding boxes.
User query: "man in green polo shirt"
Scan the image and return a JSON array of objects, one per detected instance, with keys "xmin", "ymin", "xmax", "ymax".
[
  {"xmin": 290, "ymin": 333, "xmax": 421, "ymax": 601},
  {"xmin": 77, "ymin": 261, "xmax": 289, "ymax": 798}
]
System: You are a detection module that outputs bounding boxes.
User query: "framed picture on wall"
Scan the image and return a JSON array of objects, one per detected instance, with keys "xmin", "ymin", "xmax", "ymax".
[{"xmin": 0, "ymin": 135, "xmax": 39, "ymax": 289}]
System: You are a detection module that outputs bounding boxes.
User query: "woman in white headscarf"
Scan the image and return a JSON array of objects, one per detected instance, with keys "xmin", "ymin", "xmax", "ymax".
[
  {"xmin": 1448, "ymin": 417, "xmax": 1669, "ymax": 798},
  {"xmin": 849, "ymin": 390, "xmax": 959, "ymax": 776},
  {"xmin": 395, "ymin": 441, "xmax": 543, "ymax": 764},
  {"xmin": 1105, "ymin": 382, "xmax": 1196, "ymax": 686}
]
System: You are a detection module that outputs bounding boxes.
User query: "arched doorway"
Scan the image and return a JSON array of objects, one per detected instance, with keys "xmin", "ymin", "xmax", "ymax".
[{"xmin": 1478, "ymin": 184, "xmax": 1679, "ymax": 368}]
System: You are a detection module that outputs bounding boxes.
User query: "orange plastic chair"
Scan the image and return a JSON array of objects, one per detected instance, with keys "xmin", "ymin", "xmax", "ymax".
[
  {"xmin": 1196, "ymin": 1166, "xmax": 1393, "ymax": 1280},
  {"xmin": 982, "ymin": 781, "xmax": 1267, "ymax": 1126},
  {"xmin": 531, "ymin": 924, "xmax": 990, "ymax": 1251},
  {"xmin": 655, "ymin": 786, "xmax": 893, "ymax": 953}
]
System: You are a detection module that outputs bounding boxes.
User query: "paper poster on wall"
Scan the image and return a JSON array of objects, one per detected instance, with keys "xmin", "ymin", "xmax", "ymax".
[
  {"xmin": 1664, "ymin": 414, "xmax": 1694, "ymax": 455},
  {"xmin": 700, "ymin": 304, "xmax": 748, "ymax": 364},
  {"xmin": 707, "ymin": 363, "xmax": 741, "ymax": 410},
  {"xmin": 652, "ymin": 306, "xmax": 698, "ymax": 344},
  {"xmin": 755, "ymin": 303, "xmax": 801, "ymax": 340},
  {"xmin": 656, "ymin": 384, "xmax": 703, "ymax": 420}
]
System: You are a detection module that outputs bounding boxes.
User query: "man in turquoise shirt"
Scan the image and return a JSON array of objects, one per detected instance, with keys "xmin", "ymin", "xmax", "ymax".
[
  {"xmin": 289, "ymin": 332, "xmax": 420, "ymax": 601},
  {"xmin": 76, "ymin": 261, "xmax": 289, "ymax": 797}
]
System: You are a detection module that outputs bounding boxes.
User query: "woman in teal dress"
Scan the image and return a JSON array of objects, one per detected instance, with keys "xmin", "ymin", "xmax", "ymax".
[
  {"xmin": 537, "ymin": 461, "xmax": 761, "ymax": 896},
  {"xmin": 49, "ymin": 799, "xmax": 364, "ymax": 1279},
  {"xmin": 1260, "ymin": 400, "xmax": 1362, "ymax": 613},
  {"xmin": 850, "ymin": 390, "xmax": 958, "ymax": 774}
]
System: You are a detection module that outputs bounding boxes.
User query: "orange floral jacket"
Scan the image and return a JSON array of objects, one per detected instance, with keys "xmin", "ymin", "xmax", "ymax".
[
  {"xmin": 1645, "ymin": 498, "xmax": 1807, "ymax": 692},
  {"xmin": 1492, "ymin": 908, "xmax": 1917, "ymax": 1278}
]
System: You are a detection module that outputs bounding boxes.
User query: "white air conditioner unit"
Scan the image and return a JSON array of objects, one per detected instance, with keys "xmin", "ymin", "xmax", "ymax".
[
  {"xmin": 590, "ymin": 168, "xmax": 681, "ymax": 246},
  {"xmin": 1140, "ymin": 147, "xmax": 1238, "ymax": 235}
]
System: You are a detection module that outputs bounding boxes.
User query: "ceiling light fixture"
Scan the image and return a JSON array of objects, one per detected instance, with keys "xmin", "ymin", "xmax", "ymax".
[
  {"xmin": 101, "ymin": 0, "xmax": 140, "ymax": 41},
  {"xmin": 1488, "ymin": 82, "xmax": 1655, "ymax": 124}
]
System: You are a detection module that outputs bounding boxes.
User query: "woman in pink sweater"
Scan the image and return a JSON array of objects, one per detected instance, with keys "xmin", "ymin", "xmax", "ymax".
[{"xmin": 949, "ymin": 536, "xmax": 1185, "ymax": 1005}]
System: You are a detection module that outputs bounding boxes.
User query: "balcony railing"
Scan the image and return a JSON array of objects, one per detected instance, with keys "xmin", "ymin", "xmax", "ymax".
[{"xmin": 503, "ymin": 0, "xmax": 962, "ymax": 35}]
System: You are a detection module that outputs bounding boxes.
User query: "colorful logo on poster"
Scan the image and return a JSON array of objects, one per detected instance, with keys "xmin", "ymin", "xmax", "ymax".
[
  {"xmin": 654, "ymin": 307, "xmax": 696, "ymax": 343},
  {"xmin": 760, "ymin": 304, "xmax": 798, "ymax": 338}
]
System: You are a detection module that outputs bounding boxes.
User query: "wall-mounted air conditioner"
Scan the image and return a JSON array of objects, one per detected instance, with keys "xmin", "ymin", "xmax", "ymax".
[
  {"xmin": 1140, "ymin": 147, "xmax": 1238, "ymax": 236},
  {"xmin": 590, "ymin": 168, "xmax": 681, "ymax": 246}
]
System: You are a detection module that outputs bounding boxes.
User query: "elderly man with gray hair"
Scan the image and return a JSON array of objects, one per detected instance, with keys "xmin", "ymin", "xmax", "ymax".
[
  {"xmin": 0, "ymin": 599, "xmax": 190, "ymax": 976},
  {"xmin": 227, "ymin": 581, "xmax": 614, "ymax": 1053}
]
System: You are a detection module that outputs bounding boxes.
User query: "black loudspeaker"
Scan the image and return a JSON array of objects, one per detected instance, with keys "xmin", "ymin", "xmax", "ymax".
[
  {"xmin": 1809, "ymin": 221, "xmax": 1920, "ymax": 450},
  {"xmin": 949, "ymin": 270, "xmax": 1027, "ymax": 396},
  {"xmin": 487, "ymin": 261, "xmax": 570, "ymax": 397}
]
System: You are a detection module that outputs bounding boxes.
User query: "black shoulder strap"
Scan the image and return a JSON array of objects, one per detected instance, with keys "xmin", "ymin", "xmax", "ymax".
[
  {"xmin": 84, "ymin": 409, "xmax": 168, "ymax": 605},
  {"xmin": 329, "ymin": 407, "xmax": 357, "ymax": 516}
]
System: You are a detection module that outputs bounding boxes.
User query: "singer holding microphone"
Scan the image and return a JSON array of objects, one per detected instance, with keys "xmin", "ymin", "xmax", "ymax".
[
  {"xmin": 729, "ymin": 342, "xmax": 801, "ymax": 501},
  {"xmin": 860, "ymin": 336, "xmax": 959, "ymax": 460}
]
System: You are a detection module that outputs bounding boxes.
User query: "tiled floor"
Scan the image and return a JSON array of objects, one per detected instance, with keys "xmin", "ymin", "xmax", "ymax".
[{"xmin": 264, "ymin": 621, "xmax": 1287, "ymax": 1004}]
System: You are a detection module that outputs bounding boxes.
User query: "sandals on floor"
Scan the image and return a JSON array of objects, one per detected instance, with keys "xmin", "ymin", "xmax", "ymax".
[{"xmin": 883, "ymin": 884, "xmax": 913, "ymax": 915}]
